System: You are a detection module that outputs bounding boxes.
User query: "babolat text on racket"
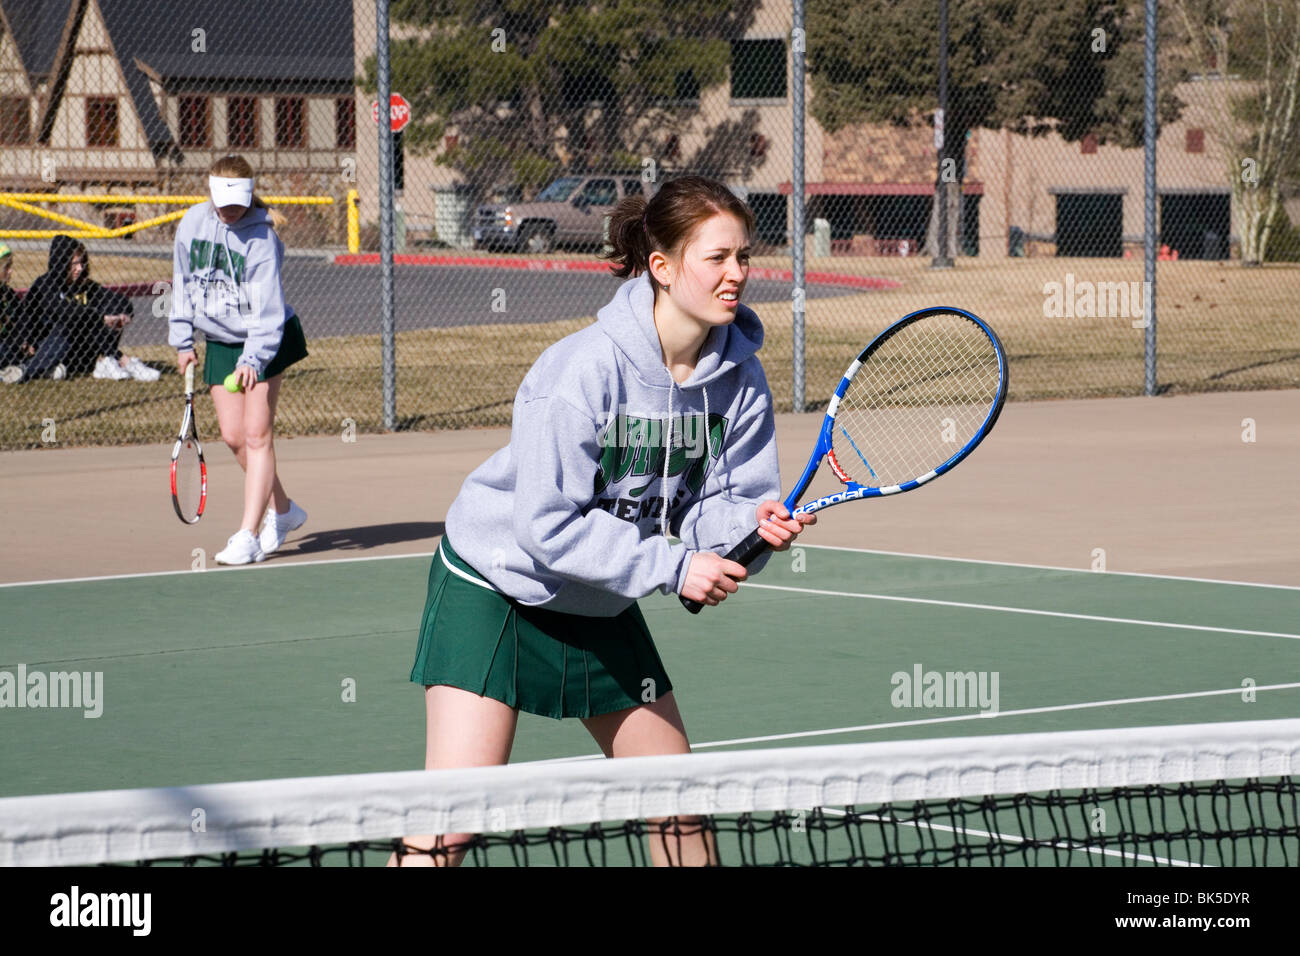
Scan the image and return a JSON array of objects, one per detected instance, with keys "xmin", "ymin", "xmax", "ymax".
[
  {"xmin": 682, "ymin": 305, "xmax": 1008, "ymax": 613},
  {"xmin": 170, "ymin": 363, "xmax": 208, "ymax": 524}
]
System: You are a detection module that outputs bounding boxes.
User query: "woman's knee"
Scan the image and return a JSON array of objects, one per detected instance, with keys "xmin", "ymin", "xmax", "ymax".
[
  {"xmin": 219, "ymin": 425, "xmax": 244, "ymax": 452},
  {"xmin": 242, "ymin": 426, "xmax": 273, "ymax": 453}
]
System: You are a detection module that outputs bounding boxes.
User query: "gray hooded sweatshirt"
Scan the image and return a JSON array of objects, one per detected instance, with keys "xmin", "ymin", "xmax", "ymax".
[
  {"xmin": 445, "ymin": 272, "xmax": 780, "ymax": 616},
  {"xmin": 168, "ymin": 201, "xmax": 293, "ymax": 375}
]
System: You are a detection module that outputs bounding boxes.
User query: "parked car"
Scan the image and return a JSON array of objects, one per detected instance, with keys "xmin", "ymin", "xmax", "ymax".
[{"xmin": 473, "ymin": 174, "xmax": 651, "ymax": 253}]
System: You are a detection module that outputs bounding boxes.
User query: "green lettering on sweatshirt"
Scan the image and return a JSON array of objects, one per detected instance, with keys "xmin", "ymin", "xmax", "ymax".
[{"xmin": 187, "ymin": 239, "xmax": 246, "ymax": 282}]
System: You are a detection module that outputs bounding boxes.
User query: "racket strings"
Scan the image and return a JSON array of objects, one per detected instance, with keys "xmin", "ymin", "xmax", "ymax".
[
  {"xmin": 176, "ymin": 440, "xmax": 203, "ymax": 519},
  {"xmin": 833, "ymin": 314, "xmax": 1001, "ymax": 488}
]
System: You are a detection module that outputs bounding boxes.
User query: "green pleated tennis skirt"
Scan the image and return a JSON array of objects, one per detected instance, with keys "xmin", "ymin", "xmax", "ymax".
[
  {"xmin": 202, "ymin": 314, "xmax": 308, "ymax": 385},
  {"xmin": 409, "ymin": 536, "xmax": 673, "ymax": 719}
]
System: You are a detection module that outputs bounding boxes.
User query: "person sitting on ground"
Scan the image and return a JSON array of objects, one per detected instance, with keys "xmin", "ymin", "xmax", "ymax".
[
  {"xmin": 0, "ymin": 243, "xmax": 32, "ymax": 372},
  {"xmin": 1, "ymin": 235, "xmax": 159, "ymax": 384}
]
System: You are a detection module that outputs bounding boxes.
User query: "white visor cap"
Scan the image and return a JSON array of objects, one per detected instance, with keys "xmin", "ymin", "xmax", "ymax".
[{"xmin": 209, "ymin": 176, "xmax": 254, "ymax": 209}]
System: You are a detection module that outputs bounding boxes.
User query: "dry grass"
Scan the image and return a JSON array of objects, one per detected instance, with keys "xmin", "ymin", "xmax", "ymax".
[
  {"xmin": 6, "ymin": 254, "xmax": 171, "ymax": 289},
  {"xmin": 2, "ymin": 256, "xmax": 1296, "ymax": 450}
]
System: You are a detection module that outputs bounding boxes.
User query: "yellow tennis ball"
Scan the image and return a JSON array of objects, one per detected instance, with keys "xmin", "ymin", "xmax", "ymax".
[{"xmin": 223, "ymin": 372, "xmax": 242, "ymax": 393}]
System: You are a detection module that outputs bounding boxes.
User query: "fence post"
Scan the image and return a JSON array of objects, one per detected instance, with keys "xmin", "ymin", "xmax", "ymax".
[
  {"xmin": 791, "ymin": 0, "xmax": 806, "ymax": 413},
  {"xmin": 377, "ymin": 0, "xmax": 397, "ymax": 429},
  {"xmin": 1143, "ymin": 0, "xmax": 1158, "ymax": 395}
]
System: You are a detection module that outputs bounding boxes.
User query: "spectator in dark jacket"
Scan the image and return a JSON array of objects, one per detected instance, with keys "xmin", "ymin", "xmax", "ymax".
[{"xmin": 1, "ymin": 235, "xmax": 160, "ymax": 383}]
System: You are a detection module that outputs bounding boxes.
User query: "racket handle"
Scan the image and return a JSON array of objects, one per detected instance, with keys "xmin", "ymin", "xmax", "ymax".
[{"xmin": 679, "ymin": 527, "xmax": 772, "ymax": 614}]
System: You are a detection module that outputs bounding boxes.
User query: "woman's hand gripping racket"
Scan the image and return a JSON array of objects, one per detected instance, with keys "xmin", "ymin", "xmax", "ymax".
[
  {"xmin": 681, "ymin": 306, "xmax": 1008, "ymax": 613},
  {"xmin": 170, "ymin": 363, "xmax": 208, "ymax": 524}
]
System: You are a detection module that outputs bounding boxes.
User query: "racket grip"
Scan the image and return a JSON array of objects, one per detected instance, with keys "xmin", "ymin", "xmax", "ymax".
[{"xmin": 679, "ymin": 527, "xmax": 772, "ymax": 614}]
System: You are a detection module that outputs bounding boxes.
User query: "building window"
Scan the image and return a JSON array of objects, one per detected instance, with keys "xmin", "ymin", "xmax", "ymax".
[
  {"xmin": 275, "ymin": 97, "xmax": 305, "ymax": 148},
  {"xmin": 1081, "ymin": 133, "xmax": 1098, "ymax": 154},
  {"xmin": 178, "ymin": 96, "xmax": 210, "ymax": 148},
  {"xmin": 1185, "ymin": 128, "xmax": 1205, "ymax": 153},
  {"xmin": 335, "ymin": 97, "xmax": 355, "ymax": 149},
  {"xmin": 0, "ymin": 97, "xmax": 28, "ymax": 145},
  {"xmin": 86, "ymin": 97, "xmax": 118, "ymax": 147},
  {"xmin": 731, "ymin": 39, "xmax": 786, "ymax": 100},
  {"xmin": 227, "ymin": 97, "xmax": 258, "ymax": 148}
]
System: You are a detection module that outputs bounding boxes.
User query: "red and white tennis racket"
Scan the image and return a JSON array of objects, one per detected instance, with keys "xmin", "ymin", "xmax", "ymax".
[{"xmin": 170, "ymin": 363, "xmax": 207, "ymax": 524}]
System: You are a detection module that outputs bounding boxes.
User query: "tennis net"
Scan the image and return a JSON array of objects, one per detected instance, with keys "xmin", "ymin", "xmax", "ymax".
[{"xmin": 3, "ymin": 718, "xmax": 1298, "ymax": 867}]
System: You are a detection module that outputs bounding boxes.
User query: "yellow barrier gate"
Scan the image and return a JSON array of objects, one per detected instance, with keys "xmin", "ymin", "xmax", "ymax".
[{"xmin": 0, "ymin": 192, "xmax": 361, "ymax": 251}]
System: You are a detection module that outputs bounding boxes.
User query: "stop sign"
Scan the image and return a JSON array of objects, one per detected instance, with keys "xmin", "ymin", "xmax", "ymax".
[{"xmin": 371, "ymin": 93, "xmax": 411, "ymax": 133}]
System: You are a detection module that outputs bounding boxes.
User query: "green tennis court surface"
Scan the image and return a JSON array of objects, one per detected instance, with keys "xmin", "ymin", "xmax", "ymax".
[{"xmin": 2, "ymin": 543, "xmax": 1297, "ymax": 800}]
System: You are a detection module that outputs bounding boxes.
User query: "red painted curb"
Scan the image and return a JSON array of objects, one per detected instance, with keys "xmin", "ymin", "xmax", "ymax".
[{"xmin": 332, "ymin": 253, "xmax": 902, "ymax": 291}]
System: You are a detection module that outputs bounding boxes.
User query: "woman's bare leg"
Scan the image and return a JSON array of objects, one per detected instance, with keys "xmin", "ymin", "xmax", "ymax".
[
  {"xmin": 209, "ymin": 380, "xmax": 287, "ymax": 528},
  {"xmin": 388, "ymin": 685, "xmax": 520, "ymax": 867},
  {"xmin": 580, "ymin": 692, "xmax": 717, "ymax": 866}
]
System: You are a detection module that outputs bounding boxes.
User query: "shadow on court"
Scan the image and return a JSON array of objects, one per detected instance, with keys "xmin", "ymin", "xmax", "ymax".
[{"xmin": 281, "ymin": 521, "xmax": 445, "ymax": 555}]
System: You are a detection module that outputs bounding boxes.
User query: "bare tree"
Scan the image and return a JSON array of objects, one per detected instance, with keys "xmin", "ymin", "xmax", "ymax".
[{"xmin": 1173, "ymin": 0, "xmax": 1300, "ymax": 264}]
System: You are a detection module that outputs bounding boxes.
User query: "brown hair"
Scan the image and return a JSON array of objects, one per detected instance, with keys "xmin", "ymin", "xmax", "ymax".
[
  {"xmin": 602, "ymin": 175, "xmax": 755, "ymax": 293},
  {"xmin": 209, "ymin": 154, "xmax": 287, "ymax": 229}
]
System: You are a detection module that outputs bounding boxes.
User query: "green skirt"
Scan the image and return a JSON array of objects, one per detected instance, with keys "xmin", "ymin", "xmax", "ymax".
[
  {"xmin": 203, "ymin": 314, "xmax": 308, "ymax": 385},
  {"xmin": 410, "ymin": 536, "xmax": 673, "ymax": 719}
]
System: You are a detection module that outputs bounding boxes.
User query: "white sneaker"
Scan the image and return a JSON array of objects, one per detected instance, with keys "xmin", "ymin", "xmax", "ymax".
[
  {"xmin": 215, "ymin": 529, "xmax": 266, "ymax": 565},
  {"xmin": 260, "ymin": 500, "xmax": 307, "ymax": 554},
  {"xmin": 51, "ymin": 364, "xmax": 66, "ymax": 381},
  {"xmin": 1, "ymin": 365, "xmax": 23, "ymax": 384},
  {"xmin": 122, "ymin": 356, "xmax": 161, "ymax": 381},
  {"xmin": 93, "ymin": 356, "xmax": 130, "ymax": 380}
]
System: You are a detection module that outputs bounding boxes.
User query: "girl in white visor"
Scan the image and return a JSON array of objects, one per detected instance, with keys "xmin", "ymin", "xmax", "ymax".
[{"xmin": 169, "ymin": 155, "xmax": 309, "ymax": 564}]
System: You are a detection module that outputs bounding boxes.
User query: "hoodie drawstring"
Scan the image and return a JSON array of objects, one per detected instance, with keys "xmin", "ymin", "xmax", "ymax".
[
  {"xmin": 661, "ymin": 382, "xmax": 673, "ymax": 538},
  {"xmin": 661, "ymin": 382, "xmax": 710, "ymax": 540}
]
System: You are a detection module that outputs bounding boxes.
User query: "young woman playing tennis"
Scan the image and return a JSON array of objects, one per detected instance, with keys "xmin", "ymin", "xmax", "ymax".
[
  {"xmin": 396, "ymin": 176, "xmax": 814, "ymax": 867},
  {"xmin": 169, "ymin": 155, "xmax": 309, "ymax": 564}
]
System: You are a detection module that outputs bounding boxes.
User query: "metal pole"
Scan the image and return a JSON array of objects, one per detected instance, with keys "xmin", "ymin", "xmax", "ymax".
[
  {"xmin": 932, "ymin": 0, "xmax": 953, "ymax": 269},
  {"xmin": 1142, "ymin": 0, "xmax": 1158, "ymax": 395},
  {"xmin": 377, "ymin": 0, "xmax": 397, "ymax": 428},
  {"xmin": 792, "ymin": 0, "xmax": 806, "ymax": 413}
]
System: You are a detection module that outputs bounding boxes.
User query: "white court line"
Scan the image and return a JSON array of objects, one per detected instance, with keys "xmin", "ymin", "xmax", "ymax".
[
  {"xmin": 739, "ymin": 581, "xmax": 1300, "ymax": 641},
  {"xmin": 796, "ymin": 543, "xmax": 1300, "ymax": 591},
  {"xmin": 819, "ymin": 808, "xmax": 1201, "ymax": 867},
  {"xmin": 0, "ymin": 550, "xmax": 439, "ymax": 589},
  {"xmin": 529, "ymin": 682, "xmax": 1300, "ymax": 762},
  {"xmin": 4, "ymin": 541, "xmax": 1296, "ymax": 591}
]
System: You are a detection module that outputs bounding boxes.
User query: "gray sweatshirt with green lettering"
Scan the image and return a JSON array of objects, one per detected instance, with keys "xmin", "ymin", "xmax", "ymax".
[
  {"xmin": 168, "ymin": 201, "xmax": 293, "ymax": 375},
  {"xmin": 444, "ymin": 272, "xmax": 781, "ymax": 616}
]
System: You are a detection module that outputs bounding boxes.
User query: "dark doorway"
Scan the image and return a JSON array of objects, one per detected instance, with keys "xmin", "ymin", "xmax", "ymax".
[
  {"xmin": 1056, "ymin": 192, "xmax": 1123, "ymax": 257},
  {"xmin": 749, "ymin": 192, "xmax": 788, "ymax": 245},
  {"xmin": 1161, "ymin": 193, "xmax": 1230, "ymax": 260}
]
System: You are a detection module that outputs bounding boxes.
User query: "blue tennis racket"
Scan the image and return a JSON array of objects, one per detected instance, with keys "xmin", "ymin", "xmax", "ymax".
[{"xmin": 682, "ymin": 306, "xmax": 1008, "ymax": 613}]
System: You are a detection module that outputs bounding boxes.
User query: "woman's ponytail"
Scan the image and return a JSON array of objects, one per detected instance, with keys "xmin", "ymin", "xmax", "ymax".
[{"xmin": 601, "ymin": 194, "xmax": 652, "ymax": 279}]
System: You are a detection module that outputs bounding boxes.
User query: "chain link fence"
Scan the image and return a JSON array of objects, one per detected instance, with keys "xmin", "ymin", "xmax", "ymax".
[{"xmin": 1, "ymin": 0, "xmax": 1296, "ymax": 450}]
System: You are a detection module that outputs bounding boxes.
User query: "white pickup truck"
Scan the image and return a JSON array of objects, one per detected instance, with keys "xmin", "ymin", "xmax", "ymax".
[{"xmin": 473, "ymin": 174, "xmax": 652, "ymax": 253}]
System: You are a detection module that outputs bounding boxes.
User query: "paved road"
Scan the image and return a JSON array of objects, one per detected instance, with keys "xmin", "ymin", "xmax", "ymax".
[{"xmin": 121, "ymin": 262, "xmax": 863, "ymax": 347}]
